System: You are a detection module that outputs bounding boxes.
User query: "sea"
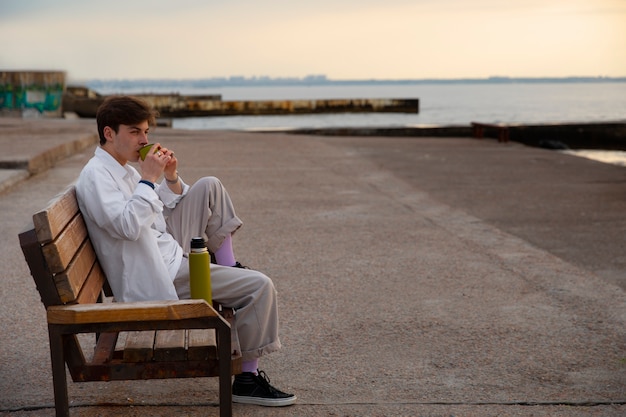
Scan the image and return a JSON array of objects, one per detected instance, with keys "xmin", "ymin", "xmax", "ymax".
[{"xmin": 88, "ymin": 80, "xmax": 626, "ymax": 166}]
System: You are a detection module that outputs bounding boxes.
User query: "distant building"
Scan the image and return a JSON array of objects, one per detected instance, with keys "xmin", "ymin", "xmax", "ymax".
[{"xmin": 0, "ymin": 71, "xmax": 65, "ymax": 117}]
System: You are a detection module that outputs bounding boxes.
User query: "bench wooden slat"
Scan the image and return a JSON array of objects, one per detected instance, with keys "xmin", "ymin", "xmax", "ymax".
[
  {"xmin": 54, "ymin": 239, "xmax": 98, "ymax": 303},
  {"xmin": 123, "ymin": 331, "xmax": 155, "ymax": 362},
  {"xmin": 92, "ymin": 332, "xmax": 119, "ymax": 365},
  {"xmin": 123, "ymin": 329, "xmax": 219, "ymax": 362},
  {"xmin": 154, "ymin": 329, "xmax": 187, "ymax": 361},
  {"xmin": 47, "ymin": 299, "xmax": 219, "ymax": 325},
  {"xmin": 74, "ymin": 262, "xmax": 107, "ymax": 305},
  {"xmin": 42, "ymin": 213, "xmax": 89, "ymax": 274},
  {"xmin": 188, "ymin": 328, "xmax": 217, "ymax": 360},
  {"xmin": 33, "ymin": 186, "xmax": 80, "ymax": 243}
]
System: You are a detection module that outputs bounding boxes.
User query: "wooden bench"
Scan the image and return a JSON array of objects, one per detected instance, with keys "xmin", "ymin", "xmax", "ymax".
[
  {"xmin": 471, "ymin": 122, "xmax": 510, "ymax": 143},
  {"xmin": 19, "ymin": 185, "xmax": 241, "ymax": 417}
]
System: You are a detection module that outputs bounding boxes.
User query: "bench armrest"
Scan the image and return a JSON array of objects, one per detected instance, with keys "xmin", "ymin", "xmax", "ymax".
[{"xmin": 47, "ymin": 299, "xmax": 219, "ymax": 325}]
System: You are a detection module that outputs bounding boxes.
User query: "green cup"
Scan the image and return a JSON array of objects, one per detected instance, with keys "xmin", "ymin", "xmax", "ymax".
[{"xmin": 139, "ymin": 144, "xmax": 155, "ymax": 161}]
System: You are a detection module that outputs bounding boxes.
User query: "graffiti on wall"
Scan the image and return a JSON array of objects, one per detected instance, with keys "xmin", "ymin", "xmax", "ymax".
[
  {"xmin": 0, "ymin": 71, "xmax": 65, "ymax": 116},
  {"xmin": 0, "ymin": 84, "xmax": 63, "ymax": 112}
]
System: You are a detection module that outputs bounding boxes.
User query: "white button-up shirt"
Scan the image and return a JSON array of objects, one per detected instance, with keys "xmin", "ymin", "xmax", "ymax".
[{"xmin": 76, "ymin": 147, "xmax": 190, "ymax": 302}]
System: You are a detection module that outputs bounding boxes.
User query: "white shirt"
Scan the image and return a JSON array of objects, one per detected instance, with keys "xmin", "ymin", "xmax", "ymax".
[{"xmin": 76, "ymin": 147, "xmax": 190, "ymax": 302}]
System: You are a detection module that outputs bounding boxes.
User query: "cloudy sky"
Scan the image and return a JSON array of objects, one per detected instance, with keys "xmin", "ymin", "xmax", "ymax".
[{"xmin": 1, "ymin": 0, "xmax": 624, "ymax": 82}]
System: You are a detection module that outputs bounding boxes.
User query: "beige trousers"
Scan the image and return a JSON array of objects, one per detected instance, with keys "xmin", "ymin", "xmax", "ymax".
[{"xmin": 166, "ymin": 177, "xmax": 282, "ymax": 361}]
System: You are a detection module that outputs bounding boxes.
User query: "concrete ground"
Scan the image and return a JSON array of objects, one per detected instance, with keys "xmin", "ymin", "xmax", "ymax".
[{"xmin": 0, "ymin": 117, "xmax": 624, "ymax": 416}]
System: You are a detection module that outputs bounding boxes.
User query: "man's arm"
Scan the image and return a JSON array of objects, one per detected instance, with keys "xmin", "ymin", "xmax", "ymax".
[
  {"xmin": 164, "ymin": 170, "xmax": 183, "ymax": 194},
  {"xmin": 77, "ymin": 164, "xmax": 163, "ymax": 241}
]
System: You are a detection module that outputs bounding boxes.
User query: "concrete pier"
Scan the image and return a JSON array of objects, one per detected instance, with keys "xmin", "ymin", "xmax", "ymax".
[{"xmin": 0, "ymin": 117, "xmax": 624, "ymax": 416}]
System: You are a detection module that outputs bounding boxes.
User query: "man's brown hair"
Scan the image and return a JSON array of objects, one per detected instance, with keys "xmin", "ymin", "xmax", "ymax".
[{"xmin": 96, "ymin": 96, "xmax": 158, "ymax": 145}]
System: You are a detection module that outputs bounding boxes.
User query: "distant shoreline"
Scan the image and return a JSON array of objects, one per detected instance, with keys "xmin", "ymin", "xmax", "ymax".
[{"xmin": 80, "ymin": 76, "xmax": 626, "ymax": 90}]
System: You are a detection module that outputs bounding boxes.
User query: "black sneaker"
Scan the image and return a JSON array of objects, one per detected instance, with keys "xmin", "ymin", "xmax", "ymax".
[
  {"xmin": 232, "ymin": 370, "xmax": 297, "ymax": 407},
  {"xmin": 233, "ymin": 261, "xmax": 249, "ymax": 269}
]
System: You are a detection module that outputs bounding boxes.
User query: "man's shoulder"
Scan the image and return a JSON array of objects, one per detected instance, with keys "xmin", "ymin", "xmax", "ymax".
[
  {"xmin": 79, "ymin": 151, "xmax": 136, "ymax": 180},
  {"xmin": 77, "ymin": 154, "xmax": 106, "ymax": 184},
  {"xmin": 76, "ymin": 154, "xmax": 115, "ymax": 195}
]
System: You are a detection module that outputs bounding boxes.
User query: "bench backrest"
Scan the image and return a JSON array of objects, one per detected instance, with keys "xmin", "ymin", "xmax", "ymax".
[{"xmin": 19, "ymin": 185, "xmax": 108, "ymax": 308}]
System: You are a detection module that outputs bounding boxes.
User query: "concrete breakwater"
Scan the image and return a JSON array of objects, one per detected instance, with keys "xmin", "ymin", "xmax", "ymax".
[
  {"xmin": 63, "ymin": 87, "xmax": 419, "ymax": 118},
  {"xmin": 285, "ymin": 122, "xmax": 626, "ymax": 150}
]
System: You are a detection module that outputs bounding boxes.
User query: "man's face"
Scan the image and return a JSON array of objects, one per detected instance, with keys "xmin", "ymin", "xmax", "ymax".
[{"xmin": 103, "ymin": 121, "xmax": 150, "ymax": 165}]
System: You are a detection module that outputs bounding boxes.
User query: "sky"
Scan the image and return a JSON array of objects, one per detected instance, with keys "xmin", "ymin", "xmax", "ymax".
[{"xmin": 1, "ymin": 0, "xmax": 625, "ymax": 82}]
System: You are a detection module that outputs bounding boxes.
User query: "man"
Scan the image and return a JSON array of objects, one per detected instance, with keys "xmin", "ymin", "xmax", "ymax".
[{"xmin": 75, "ymin": 95, "xmax": 296, "ymax": 407}]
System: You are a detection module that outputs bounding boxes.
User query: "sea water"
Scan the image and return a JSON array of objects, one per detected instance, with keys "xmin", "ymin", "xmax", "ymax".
[
  {"xmin": 92, "ymin": 81, "xmax": 626, "ymax": 130},
  {"xmin": 91, "ymin": 80, "xmax": 626, "ymax": 165}
]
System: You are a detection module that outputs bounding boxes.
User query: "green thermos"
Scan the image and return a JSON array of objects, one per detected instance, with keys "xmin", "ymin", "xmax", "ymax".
[{"xmin": 189, "ymin": 237, "xmax": 212, "ymax": 305}]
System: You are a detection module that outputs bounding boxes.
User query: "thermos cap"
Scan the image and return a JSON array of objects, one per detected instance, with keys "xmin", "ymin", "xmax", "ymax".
[{"xmin": 190, "ymin": 237, "xmax": 207, "ymax": 249}]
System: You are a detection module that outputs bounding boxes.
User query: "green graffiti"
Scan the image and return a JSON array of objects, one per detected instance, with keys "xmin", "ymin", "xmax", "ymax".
[
  {"xmin": 1, "ymin": 84, "xmax": 15, "ymax": 109},
  {"xmin": 1, "ymin": 78, "xmax": 64, "ymax": 113},
  {"xmin": 44, "ymin": 90, "xmax": 62, "ymax": 111}
]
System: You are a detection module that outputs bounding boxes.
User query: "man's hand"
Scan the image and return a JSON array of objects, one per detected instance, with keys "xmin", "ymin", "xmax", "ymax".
[
  {"xmin": 138, "ymin": 143, "xmax": 172, "ymax": 184},
  {"xmin": 162, "ymin": 147, "xmax": 178, "ymax": 181},
  {"xmin": 162, "ymin": 146, "xmax": 183, "ymax": 194}
]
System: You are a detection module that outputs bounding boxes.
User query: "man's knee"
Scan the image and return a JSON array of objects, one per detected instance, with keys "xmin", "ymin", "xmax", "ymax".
[
  {"xmin": 196, "ymin": 176, "xmax": 223, "ymax": 191},
  {"xmin": 248, "ymin": 270, "xmax": 277, "ymax": 296}
]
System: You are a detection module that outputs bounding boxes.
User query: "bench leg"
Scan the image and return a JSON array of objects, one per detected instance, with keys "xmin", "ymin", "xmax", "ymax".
[
  {"xmin": 48, "ymin": 326, "xmax": 70, "ymax": 417},
  {"xmin": 218, "ymin": 325, "xmax": 233, "ymax": 417}
]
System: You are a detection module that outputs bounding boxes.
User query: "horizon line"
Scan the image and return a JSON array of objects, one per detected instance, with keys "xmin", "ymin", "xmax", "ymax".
[{"xmin": 79, "ymin": 75, "xmax": 626, "ymax": 85}]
